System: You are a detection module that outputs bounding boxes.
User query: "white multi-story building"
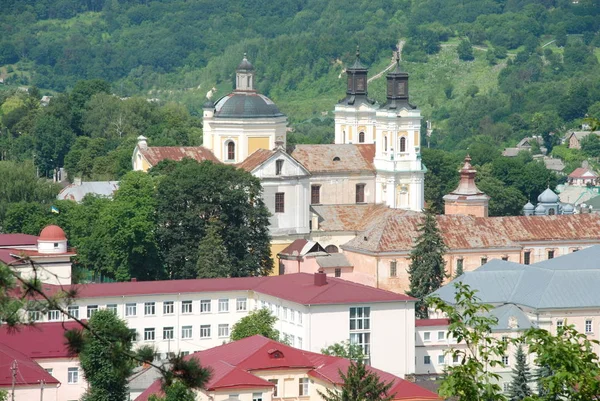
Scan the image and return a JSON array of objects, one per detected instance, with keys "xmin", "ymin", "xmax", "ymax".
[{"xmin": 36, "ymin": 271, "xmax": 416, "ymax": 378}]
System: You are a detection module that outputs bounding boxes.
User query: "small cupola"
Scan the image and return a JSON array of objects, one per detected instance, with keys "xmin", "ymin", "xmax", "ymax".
[
  {"xmin": 37, "ymin": 225, "xmax": 68, "ymax": 254},
  {"xmin": 137, "ymin": 135, "xmax": 148, "ymax": 150},
  {"xmin": 236, "ymin": 53, "xmax": 255, "ymax": 92},
  {"xmin": 381, "ymin": 51, "xmax": 413, "ymax": 110},
  {"xmin": 345, "ymin": 46, "xmax": 368, "ymax": 97}
]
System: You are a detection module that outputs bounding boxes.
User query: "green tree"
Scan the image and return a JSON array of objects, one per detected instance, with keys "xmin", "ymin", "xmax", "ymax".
[
  {"xmin": 230, "ymin": 308, "xmax": 280, "ymax": 342},
  {"xmin": 321, "ymin": 341, "xmax": 365, "ymax": 361},
  {"xmin": 580, "ymin": 134, "xmax": 600, "ymax": 158},
  {"xmin": 317, "ymin": 359, "xmax": 394, "ymax": 401},
  {"xmin": 33, "ymin": 114, "xmax": 76, "ymax": 177},
  {"xmin": 508, "ymin": 344, "xmax": 531, "ymax": 401},
  {"xmin": 149, "ymin": 381, "xmax": 196, "ymax": 401},
  {"xmin": 196, "ymin": 219, "xmax": 232, "ymax": 278},
  {"xmin": 457, "ymin": 39, "xmax": 475, "ymax": 61},
  {"xmin": 76, "ymin": 309, "xmax": 135, "ymax": 401},
  {"xmin": 407, "ymin": 206, "xmax": 447, "ymax": 318}
]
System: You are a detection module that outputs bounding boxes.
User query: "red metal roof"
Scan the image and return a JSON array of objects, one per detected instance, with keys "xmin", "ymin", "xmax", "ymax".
[
  {"xmin": 39, "ymin": 225, "xmax": 67, "ymax": 241},
  {"xmin": 135, "ymin": 336, "xmax": 440, "ymax": 401},
  {"xmin": 236, "ymin": 149, "xmax": 275, "ymax": 172},
  {"xmin": 0, "ymin": 343, "xmax": 59, "ymax": 387},
  {"xmin": 415, "ymin": 318, "xmax": 450, "ymax": 327},
  {"xmin": 40, "ymin": 273, "xmax": 415, "ymax": 304},
  {"xmin": 0, "ymin": 322, "xmax": 81, "ymax": 359},
  {"xmin": 568, "ymin": 167, "xmax": 597, "ymax": 178},
  {"xmin": 140, "ymin": 146, "xmax": 220, "ymax": 167},
  {"xmin": 291, "ymin": 144, "xmax": 376, "ymax": 173},
  {"xmin": 0, "ymin": 234, "xmax": 38, "ymax": 247}
]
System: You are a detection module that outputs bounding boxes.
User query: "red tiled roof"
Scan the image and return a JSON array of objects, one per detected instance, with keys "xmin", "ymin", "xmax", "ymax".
[
  {"xmin": 0, "ymin": 234, "xmax": 38, "ymax": 247},
  {"xmin": 291, "ymin": 144, "xmax": 375, "ymax": 173},
  {"xmin": 135, "ymin": 336, "xmax": 440, "ymax": 401},
  {"xmin": 236, "ymin": 149, "xmax": 275, "ymax": 172},
  {"xmin": 0, "ymin": 321, "xmax": 81, "ymax": 359},
  {"xmin": 40, "ymin": 273, "xmax": 415, "ymax": 304},
  {"xmin": 311, "ymin": 204, "xmax": 397, "ymax": 232},
  {"xmin": 568, "ymin": 167, "xmax": 597, "ymax": 178},
  {"xmin": 140, "ymin": 146, "xmax": 220, "ymax": 167},
  {"xmin": 415, "ymin": 319, "xmax": 450, "ymax": 327},
  {"xmin": 0, "ymin": 343, "xmax": 59, "ymax": 387}
]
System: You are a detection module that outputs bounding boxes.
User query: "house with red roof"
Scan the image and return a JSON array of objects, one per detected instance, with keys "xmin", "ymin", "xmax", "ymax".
[
  {"xmin": 32, "ymin": 272, "xmax": 416, "ymax": 379},
  {"xmin": 568, "ymin": 167, "xmax": 598, "ymax": 186},
  {"xmin": 135, "ymin": 335, "xmax": 440, "ymax": 401},
  {"xmin": 0, "ymin": 225, "xmax": 75, "ymax": 285}
]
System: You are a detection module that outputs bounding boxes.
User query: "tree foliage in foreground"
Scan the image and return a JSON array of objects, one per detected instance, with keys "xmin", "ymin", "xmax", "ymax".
[
  {"xmin": 230, "ymin": 308, "xmax": 281, "ymax": 342},
  {"xmin": 321, "ymin": 340, "xmax": 365, "ymax": 361},
  {"xmin": 318, "ymin": 359, "xmax": 394, "ymax": 401}
]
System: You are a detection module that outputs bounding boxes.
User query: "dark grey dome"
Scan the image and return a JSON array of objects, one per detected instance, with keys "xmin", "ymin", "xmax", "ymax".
[
  {"xmin": 203, "ymin": 98, "xmax": 215, "ymax": 108},
  {"xmin": 237, "ymin": 54, "xmax": 254, "ymax": 71},
  {"xmin": 214, "ymin": 93, "xmax": 284, "ymax": 119}
]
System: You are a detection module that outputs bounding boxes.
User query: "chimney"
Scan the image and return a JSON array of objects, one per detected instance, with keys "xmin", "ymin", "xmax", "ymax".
[
  {"xmin": 131, "ymin": 278, "xmax": 137, "ymax": 282},
  {"xmin": 314, "ymin": 269, "xmax": 327, "ymax": 286}
]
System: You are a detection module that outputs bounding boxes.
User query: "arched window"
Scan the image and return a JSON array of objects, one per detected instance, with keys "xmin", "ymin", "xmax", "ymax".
[
  {"xmin": 227, "ymin": 141, "xmax": 235, "ymax": 161},
  {"xmin": 384, "ymin": 136, "xmax": 388, "ymax": 151},
  {"xmin": 325, "ymin": 245, "xmax": 339, "ymax": 254},
  {"xmin": 548, "ymin": 208, "xmax": 555, "ymax": 215},
  {"xmin": 359, "ymin": 132, "xmax": 365, "ymax": 143},
  {"xmin": 399, "ymin": 136, "xmax": 406, "ymax": 152}
]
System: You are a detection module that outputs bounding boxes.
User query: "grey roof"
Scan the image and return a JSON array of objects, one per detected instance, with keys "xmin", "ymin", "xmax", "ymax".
[
  {"xmin": 57, "ymin": 181, "xmax": 119, "ymax": 202},
  {"xmin": 487, "ymin": 304, "xmax": 533, "ymax": 332},
  {"xmin": 214, "ymin": 93, "xmax": 284, "ymax": 119},
  {"xmin": 128, "ymin": 365, "xmax": 164, "ymax": 391},
  {"xmin": 316, "ymin": 253, "xmax": 352, "ymax": 268},
  {"xmin": 502, "ymin": 148, "xmax": 520, "ymax": 157},
  {"xmin": 433, "ymin": 245, "xmax": 600, "ymax": 310}
]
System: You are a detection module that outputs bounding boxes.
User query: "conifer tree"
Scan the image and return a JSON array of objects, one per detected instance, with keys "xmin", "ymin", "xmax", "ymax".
[
  {"xmin": 509, "ymin": 344, "xmax": 532, "ymax": 401},
  {"xmin": 407, "ymin": 206, "xmax": 447, "ymax": 318},
  {"xmin": 318, "ymin": 359, "xmax": 394, "ymax": 401},
  {"xmin": 196, "ymin": 219, "xmax": 232, "ymax": 278}
]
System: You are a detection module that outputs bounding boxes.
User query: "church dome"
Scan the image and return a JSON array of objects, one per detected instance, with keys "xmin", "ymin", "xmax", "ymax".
[
  {"xmin": 534, "ymin": 204, "xmax": 546, "ymax": 213},
  {"xmin": 537, "ymin": 188, "xmax": 559, "ymax": 203},
  {"xmin": 237, "ymin": 54, "xmax": 254, "ymax": 71},
  {"xmin": 39, "ymin": 225, "xmax": 67, "ymax": 241},
  {"xmin": 214, "ymin": 93, "xmax": 284, "ymax": 119},
  {"xmin": 523, "ymin": 202, "xmax": 535, "ymax": 211},
  {"xmin": 562, "ymin": 203, "xmax": 574, "ymax": 213}
]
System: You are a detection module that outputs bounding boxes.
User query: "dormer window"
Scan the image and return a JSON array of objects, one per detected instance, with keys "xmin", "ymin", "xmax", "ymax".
[
  {"xmin": 276, "ymin": 160, "xmax": 284, "ymax": 176},
  {"xmin": 268, "ymin": 349, "xmax": 284, "ymax": 359},
  {"xmin": 54, "ymin": 243, "xmax": 59, "ymax": 248},
  {"xmin": 333, "ymin": 157, "xmax": 340, "ymax": 162}
]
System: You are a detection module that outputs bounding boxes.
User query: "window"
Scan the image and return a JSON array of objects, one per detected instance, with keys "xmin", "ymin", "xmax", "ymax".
[
  {"xmin": 48, "ymin": 310, "xmax": 60, "ymax": 321},
  {"xmin": 390, "ymin": 260, "xmax": 397, "ymax": 277},
  {"xmin": 28, "ymin": 311, "xmax": 41, "ymax": 321},
  {"xmin": 163, "ymin": 327, "xmax": 174, "ymax": 340},
  {"xmin": 298, "ymin": 312, "xmax": 302, "ymax": 325},
  {"xmin": 547, "ymin": 250, "xmax": 555, "ymax": 259},
  {"xmin": 45, "ymin": 368, "xmax": 53, "ymax": 376},
  {"xmin": 54, "ymin": 242, "xmax": 59, "ymax": 248},
  {"xmin": 107, "ymin": 304, "xmax": 117, "ymax": 314},
  {"xmin": 524, "ymin": 251, "xmax": 531, "ymax": 265},
  {"xmin": 438, "ymin": 331, "xmax": 445, "ymax": 340},
  {"xmin": 311, "ymin": 185, "xmax": 321, "ymax": 204},
  {"xmin": 325, "ymin": 245, "xmax": 339, "ymax": 253},
  {"xmin": 453, "ymin": 354, "xmax": 459, "ymax": 364},
  {"xmin": 400, "ymin": 136, "xmax": 407, "ymax": 152},
  {"xmin": 298, "ymin": 337, "xmax": 303, "ymax": 349},
  {"xmin": 290, "ymin": 310, "xmax": 295, "ymax": 323},
  {"xmin": 181, "ymin": 326, "xmax": 193, "ymax": 339},
  {"xmin": 481, "ymin": 257, "xmax": 488, "ymax": 266},
  {"xmin": 276, "ymin": 305, "xmax": 280, "ymax": 317},
  {"xmin": 144, "ymin": 328, "xmax": 155, "ymax": 341},
  {"xmin": 424, "ymin": 332, "xmax": 431, "ymax": 342},
  {"xmin": 275, "ymin": 192, "xmax": 285, "ymax": 213},
  {"xmin": 182, "ymin": 300, "xmax": 193, "ymax": 314},
  {"xmin": 200, "ymin": 299, "xmax": 211, "ymax": 313},
  {"xmin": 125, "ymin": 303, "xmax": 137, "ymax": 317},
  {"xmin": 503, "ymin": 382, "xmax": 510, "ymax": 392},
  {"xmin": 283, "ymin": 307, "xmax": 288, "ymax": 321},
  {"xmin": 269, "ymin": 379, "xmax": 279, "ymax": 397},
  {"xmin": 502, "ymin": 355, "xmax": 509, "ymax": 366},
  {"xmin": 586, "ymin": 319, "xmax": 593, "ymax": 333},
  {"xmin": 350, "ymin": 332, "xmax": 370, "ymax": 358},
  {"xmin": 556, "ymin": 319, "xmax": 564, "ymax": 329},
  {"xmin": 227, "ymin": 141, "xmax": 235, "ymax": 161},
  {"xmin": 334, "ymin": 268, "xmax": 341, "ymax": 277},
  {"xmin": 218, "ymin": 324, "xmax": 229, "ymax": 338},
  {"xmin": 438, "ymin": 355, "xmax": 445, "ymax": 364},
  {"xmin": 144, "ymin": 302, "xmax": 155, "ymax": 316},
  {"xmin": 67, "ymin": 367, "xmax": 79, "ymax": 384},
  {"xmin": 68, "ymin": 305, "xmax": 79, "ymax": 319},
  {"xmin": 384, "ymin": 136, "xmax": 388, "ymax": 151},
  {"xmin": 163, "ymin": 301, "xmax": 174, "ymax": 315},
  {"xmin": 289, "ymin": 334, "xmax": 296, "ymax": 346},
  {"xmin": 130, "ymin": 329, "xmax": 138, "ymax": 341},
  {"xmin": 359, "ymin": 131, "xmax": 365, "ymax": 143},
  {"xmin": 424, "ymin": 355, "xmax": 431, "ymax": 365},
  {"xmin": 502, "ymin": 256, "xmax": 509, "ymax": 261},
  {"xmin": 218, "ymin": 298, "xmax": 229, "ymax": 312},
  {"xmin": 253, "ymin": 393, "xmax": 263, "ymax": 401},
  {"xmin": 236, "ymin": 298, "xmax": 247, "ymax": 311},
  {"xmin": 200, "ymin": 325, "xmax": 211, "ymax": 338},
  {"xmin": 355, "ymin": 184, "xmax": 366, "ymax": 203},
  {"xmin": 87, "ymin": 305, "xmax": 98, "ymax": 318},
  {"xmin": 275, "ymin": 160, "xmax": 284, "ymax": 176},
  {"xmin": 456, "ymin": 258, "xmax": 464, "ymax": 273},
  {"xmin": 299, "ymin": 378, "xmax": 309, "ymax": 396},
  {"xmin": 350, "ymin": 307, "xmax": 370, "ymax": 330}
]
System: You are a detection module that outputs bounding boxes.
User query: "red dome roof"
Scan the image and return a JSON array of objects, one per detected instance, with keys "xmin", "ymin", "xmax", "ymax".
[{"xmin": 39, "ymin": 225, "xmax": 67, "ymax": 241}]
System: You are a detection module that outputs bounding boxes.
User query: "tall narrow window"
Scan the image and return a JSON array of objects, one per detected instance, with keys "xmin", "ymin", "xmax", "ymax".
[
  {"xmin": 359, "ymin": 132, "xmax": 365, "ymax": 143},
  {"xmin": 384, "ymin": 136, "xmax": 388, "ymax": 151},
  {"xmin": 311, "ymin": 185, "xmax": 320, "ymax": 204},
  {"xmin": 400, "ymin": 136, "xmax": 406, "ymax": 152},
  {"xmin": 275, "ymin": 160, "xmax": 284, "ymax": 176},
  {"xmin": 275, "ymin": 192, "xmax": 285, "ymax": 213},
  {"xmin": 334, "ymin": 268, "xmax": 341, "ymax": 277},
  {"xmin": 390, "ymin": 260, "xmax": 397, "ymax": 277},
  {"xmin": 481, "ymin": 257, "xmax": 488, "ymax": 266},
  {"xmin": 227, "ymin": 141, "xmax": 235, "ymax": 161},
  {"xmin": 355, "ymin": 184, "xmax": 365, "ymax": 203},
  {"xmin": 456, "ymin": 258, "xmax": 464, "ymax": 272},
  {"xmin": 547, "ymin": 250, "xmax": 554, "ymax": 259},
  {"xmin": 524, "ymin": 251, "xmax": 531, "ymax": 265}
]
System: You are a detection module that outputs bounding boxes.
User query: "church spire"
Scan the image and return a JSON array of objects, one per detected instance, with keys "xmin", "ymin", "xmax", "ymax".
[
  {"xmin": 345, "ymin": 45, "xmax": 368, "ymax": 97},
  {"xmin": 236, "ymin": 53, "xmax": 255, "ymax": 91},
  {"xmin": 381, "ymin": 49, "xmax": 410, "ymax": 109}
]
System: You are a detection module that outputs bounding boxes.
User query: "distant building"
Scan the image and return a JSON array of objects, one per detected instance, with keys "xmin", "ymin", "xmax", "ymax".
[
  {"xmin": 568, "ymin": 167, "xmax": 598, "ymax": 186},
  {"xmin": 502, "ymin": 136, "xmax": 545, "ymax": 157},
  {"xmin": 57, "ymin": 179, "xmax": 119, "ymax": 202},
  {"xmin": 566, "ymin": 129, "xmax": 600, "ymax": 149},
  {"xmin": 522, "ymin": 187, "xmax": 574, "ymax": 216}
]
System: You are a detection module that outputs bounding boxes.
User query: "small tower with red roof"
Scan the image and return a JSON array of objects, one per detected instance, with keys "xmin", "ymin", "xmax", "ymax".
[
  {"xmin": 443, "ymin": 155, "xmax": 490, "ymax": 217},
  {"xmin": 37, "ymin": 225, "xmax": 68, "ymax": 254}
]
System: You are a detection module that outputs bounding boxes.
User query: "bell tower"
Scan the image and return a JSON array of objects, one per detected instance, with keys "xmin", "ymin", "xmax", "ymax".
[
  {"xmin": 235, "ymin": 53, "xmax": 255, "ymax": 91},
  {"xmin": 443, "ymin": 155, "xmax": 490, "ymax": 217}
]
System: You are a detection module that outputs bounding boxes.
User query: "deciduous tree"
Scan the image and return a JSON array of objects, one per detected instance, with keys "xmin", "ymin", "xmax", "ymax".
[
  {"xmin": 321, "ymin": 341, "xmax": 364, "ymax": 361},
  {"xmin": 230, "ymin": 308, "xmax": 280, "ymax": 342},
  {"xmin": 318, "ymin": 359, "xmax": 394, "ymax": 401}
]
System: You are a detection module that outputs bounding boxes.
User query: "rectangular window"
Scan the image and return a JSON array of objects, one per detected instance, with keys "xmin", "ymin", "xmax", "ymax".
[
  {"xmin": 28, "ymin": 310, "xmax": 41, "ymax": 321},
  {"xmin": 502, "ymin": 355, "xmax": 509, "ymax": 366},
  {"xmin": 456, "ymin": 258, "xmax": 464, "ymax": 272},
  {"xmin": 548, "ymin": 250, "xmax": 555, "ymax": 259},
  {"xmin": 163, "ymin": 301, "xmax": 174, "ymax": 315},
  {"xmin": 424, "ymin": 332, "xmax": 431, "ymax": 342},
  {"xmin": 130, "ymin": 329, "xmax": 138, "ymax": 341},
  {"xmin": 68, "ymin": 305, "xmax": 79, "ymax": 319},
  {"xmin": 438, "ymin": 354, "xmax": 445, "ymax": 364},
  {"xmin": 45, "ymin": 368, "xmax": 53, "ymax": 376},
  {"xmin": 298, "ymin": 312, "xmax": 303, "ymax": 325},
  {"xmin": 349, "ymin": 332, "xmax": 370, "ymax": 357},
  {"xmin": 481, "ymin": 257, "xmax": 488, "ymax": 266},
  {"xmin": 424, "ymin": 355, "xmax": 431, "ymax": 365},
  {"xmin": 355, "ymin": 184, "xmax": 365, "ymax": 203},
  {"xmin": 524, "ymin": 251, "xmax": 531, "ymax": 265},
  {"xmin": 87, "ymin": 305, "xmax": 98, "ymax": 318},
  {"xmin": 438, "ymin": 331, "xmax": 445, "ymax": 340},
  {"xmin": 298, "ymin": 337, "xmax": 303, "ymax": 349},
  {"xmin": 182, "ymin": 300, "xmax": 193, "ymax": 314},
  {"xmin": 181, "ymin": 326, "xmax": 193, "ymax": 339},
  {"xmin": 67, "ymin": 367, "xmax": 79, "ymax": 384},
  {"xmin": 299, "ymin": 378, "xmax": 309, "ymax": 396},
  {"xmin": 390, "ymin": 260, "xmax": 397, "ymax": 277},
  {"xmin": 269, "ymin": 379, "xmax": 279, "ymax": 397},
  {"xmin": 200, "ymin": 299, "xmax": 211, "ymax": 313},
  {"xmin": 218, "ymin": 299, "xmax": 229, "ymax": 312},
  {"xmin": 144, "ymin": 328, "xmax": 155, "ymax": 341},
  {"xmin": 503, "ymin": 382, "xmax": 510, "ymax": 392},
  {"xmin": 236, "ymin": 298, "xmax": 247, "ymax": 311},
  {"xmin": 253, "ymin": 393, "xmax": 263, "ymax": 401},
  {"xmin": 275, "ymin": 192, "xmax": 285, "ymax": 213},
  {"xmin": 48, "ymin": 310, "xmax": 60, "ymax": 321},
  {"xmin": 557, "ymin": 319, "xmax": 564, "ymax": 329},
  {"xmin": 144, "ymin": 302, "xmax": 155, "ymax": 316},
  {"xmin": 163, "ymin": 327, "xmax": 174, "ymax": 340},
  {"xmin": 290, "ymin": 310, "xmax": 295, "ymax": 323},
  {"xmin": 502, "ymin": 256, "xmax": 509, "ymax": 261},
  {"xmin": 586, "ymin": 319, "xmax": 593, "ymax": 333},
  {"xmin": 453, "ymin": 354, "xmax": 459, "ymax": 364},
  {"xmin": 200, "ymin": 324, "xmax": 211, "ymax": 338},
  {"xmin": 334, "ymin": 268, "xmax": 341, "ymax": 277},
  {"xmin": 106, "ymin": 304, "xmax": 117, "ymax": 314},
  {"xmin": 349, "ymin": 307, "xmax": 370, "ymax": 330},
  {"xmin": 311, "ymin": 185, "xmax": 321, "ymax": 204},
  {"xmin": 125, "ymin": 303, "xmax": 137, "ymax": 317},
  {"xmin": 218, "ymin": 324, "xmax": 230, "ymax": 338},
  {"xmin": 283, "ymin": 307, "xmax": 288, "ymax": 321},
  {"xmin": 289, "ymin": 334, "xmax": 295, "ymax": 347},
  {"xmin": 275, "ymin": 160, "xmax": 284, "ymax": 176}
]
